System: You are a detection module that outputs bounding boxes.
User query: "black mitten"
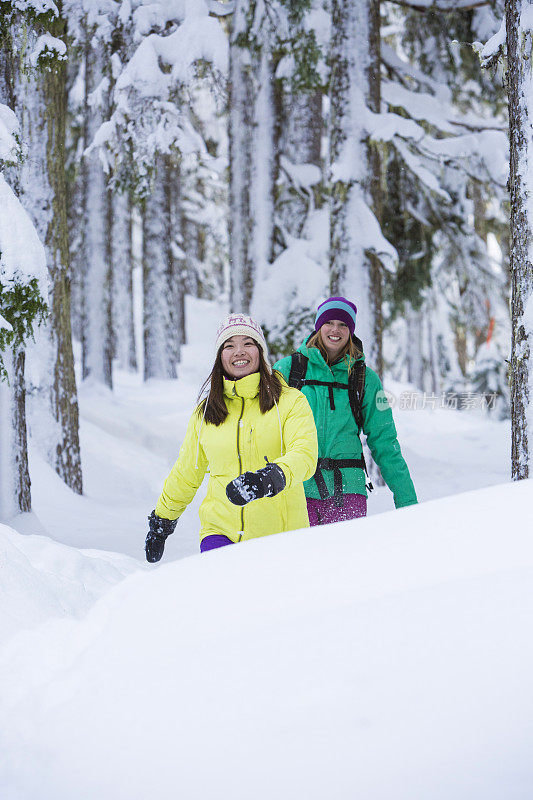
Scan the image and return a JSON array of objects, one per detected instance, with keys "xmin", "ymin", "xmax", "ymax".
[
  {"xmin": 145, "ymin": 510, "xmax": 178, "ymax": 563},
  {"xmin": 226, "ymin": 463, "xmax": 286, "ymax": 506}
]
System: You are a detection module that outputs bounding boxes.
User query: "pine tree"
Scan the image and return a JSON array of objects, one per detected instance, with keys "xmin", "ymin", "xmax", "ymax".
[
  {"xmin": 0, "ymin": 98, "xmax": 48, "ymax": 517},
  {"xmin": 1, "ymin": 2, "xmax": 82, "ymax": 495}
]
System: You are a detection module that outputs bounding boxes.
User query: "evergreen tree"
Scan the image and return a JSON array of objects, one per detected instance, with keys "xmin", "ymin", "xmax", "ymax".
[
  {"xmin": 1, "ymin": 1, "xmax": 82, "ymax": 495},
  {"xmin": 0, "ymin": 99, "xmax": 47, "ymax": 518}
]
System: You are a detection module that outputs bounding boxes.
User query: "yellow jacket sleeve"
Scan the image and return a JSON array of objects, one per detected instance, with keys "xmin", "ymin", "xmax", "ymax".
[
  {"xmin": 155, "ymin": 409, "xmax": 208, "ymax": 520},
  {"xmin": 273, "ymin": 390, "xmax": 318, "ymax": 489}
]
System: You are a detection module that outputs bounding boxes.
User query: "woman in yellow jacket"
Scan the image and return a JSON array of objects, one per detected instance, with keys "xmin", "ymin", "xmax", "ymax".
[{"xmin": 145, "ymin": 314, "xmax": 318, "ymax": 561}]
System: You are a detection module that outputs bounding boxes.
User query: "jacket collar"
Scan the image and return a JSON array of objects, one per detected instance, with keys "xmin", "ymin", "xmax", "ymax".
[{"xmin": 223, "ymin": 371, "xmax": 261, "ymax": 399}]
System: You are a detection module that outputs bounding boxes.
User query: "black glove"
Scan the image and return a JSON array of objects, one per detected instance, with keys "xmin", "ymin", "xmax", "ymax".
[
  {"xmin": 226, "ymin": 463, "xmax": 286, "ymax": 506},
  {"xmin": 145, "ymin": 510, "xmax": 178, "ymax": 563}
]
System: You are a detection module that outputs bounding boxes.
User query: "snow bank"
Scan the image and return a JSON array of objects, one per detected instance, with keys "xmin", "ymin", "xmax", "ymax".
[
  {"xmin": 1, "ymin": 478, "xmax": 532, "ymax": 799},
  {"xmin": 0, "ymin": 523, "xmax": 141, "ymax": 646}
]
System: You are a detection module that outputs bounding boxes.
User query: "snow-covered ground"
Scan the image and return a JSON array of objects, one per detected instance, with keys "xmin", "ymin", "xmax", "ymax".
[
  {"xmin": 1, "ymin": 296, "xmax": 528, "ymax": 799},
  {"xmin": 1, "ymin": 479, "xmax": 532, "ymax": 799}
]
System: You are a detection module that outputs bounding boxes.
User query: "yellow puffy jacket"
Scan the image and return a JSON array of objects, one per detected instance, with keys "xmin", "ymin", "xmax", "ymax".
[{"xmin": 155, "ymin": 371, "xmax": 318, "ymax": 544}]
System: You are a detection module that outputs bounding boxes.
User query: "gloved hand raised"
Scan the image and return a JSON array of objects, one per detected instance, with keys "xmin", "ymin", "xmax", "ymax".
[
  {"xmin": 145, "ymin": 510, "xmax": 178, "ymax": 563},
  {"xmin": 226, "ymin": 462, "xmax": 286, "ymax": 506}
]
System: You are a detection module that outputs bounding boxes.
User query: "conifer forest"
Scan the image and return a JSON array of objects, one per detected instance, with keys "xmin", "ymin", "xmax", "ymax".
[
  {"xmin": 3, "ymin": 4, "xmax": 533, "ymax": 797},
  {"xmin": 0, "ymin": 0, "xmax": 531, "ymax": 513}
]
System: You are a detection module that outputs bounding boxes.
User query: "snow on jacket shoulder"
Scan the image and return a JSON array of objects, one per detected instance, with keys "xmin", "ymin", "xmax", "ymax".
[
  {"xmin": 274, "ymin": 341, "xmax": 417, "ymax": 509},
  {"xmin": 155, "ymin": 371, "xmax": 318, "ymax": 544}
]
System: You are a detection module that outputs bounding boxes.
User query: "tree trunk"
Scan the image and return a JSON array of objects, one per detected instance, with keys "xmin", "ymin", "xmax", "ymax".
[
  {"xmin": 80, "ymin": 25, "xmax": 113, "ymax": 388},
  {"xmin": 228, "ymin": 2, "xmax": 255, "ymax": 312},
  {"xmin": 329, "ymin": 0, "xmax": 374, "ymax": 351},
  {"xmin": 112, "ymin": 190, "xmax": 137, "ymax": 371},
  {"xmin": 406, "ymin": 304, "xmax": 424, "ymax": 390},
  {"xmin": 229, "ymin": 1, "xmax": 276, "ymax": 313},
  {"xmin": 45, "ymin": 15, "xmax": 83, "ymax": 492},
  {"xmin": 0, "ymin": 348, "xmax": 31, "ymax": 519},
  {"xmin": 9, "ymin": 9, "xmax": 82, "ymax": 494},
  {"xmin": 142, "ymin": 155, "xmax": 180, "ymax": 380},
  {"xmin": 367, "ymin": 0, "xmax": 384, "ymax": 379},
  {"xmin": 506, "ymin": 0, "xmax": 533, "ymax": 480},
  {"xmin": 277, "ymin": 87, "xmax": 322, "ymax": 243}
]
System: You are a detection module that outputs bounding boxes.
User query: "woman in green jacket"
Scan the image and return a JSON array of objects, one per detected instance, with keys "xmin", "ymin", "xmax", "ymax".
[{"xmin": 274, "ymin": 297, "xmax": 417, "ymax": 526}]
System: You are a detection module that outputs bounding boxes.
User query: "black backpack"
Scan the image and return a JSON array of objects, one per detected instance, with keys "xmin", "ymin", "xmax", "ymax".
[{"xmin": 285, "ymin": 338, "xmax": 374, "ymax": 507}]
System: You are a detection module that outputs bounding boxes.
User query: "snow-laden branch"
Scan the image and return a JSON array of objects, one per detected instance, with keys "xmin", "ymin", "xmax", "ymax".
[
  {"xmin": 379, "ymin": 44, "xmax": 508, "ymax": 193},
  {"xmin": 89, "ymin": 5, "xmax": 228, "ymax": 181},
  {"xmin": 30, "ymin": 33, "xmax": 67, "ymax": 66},
  {"xmin": 208, "ymin": 0, "xmax": 235, "ymax": 15},
  {"xmin": 10, "ymin": 0, "xmax": 58, "ymax": 15},
  {"xmin": 382, "ymin": 80, "xmax": 506, "ymax": 134},
  {"xmin": 394, "ymin": 140, "xmax": 452, "ymax": 202},
  {"xmin": 381, "ymin": 45, "xmax": 452, "ymax": 103},
  {"xmin": 474, "ymin": 17, "xmax": 505, "ymax": 67},
  {"xmin": 389, "ymin": 0, "xmax": 489, "ymax": 11}
]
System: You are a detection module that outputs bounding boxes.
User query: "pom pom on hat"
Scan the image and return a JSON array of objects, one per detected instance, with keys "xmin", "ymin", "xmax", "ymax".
[
  {"xmin": 214, "ymin": 313, "xmax": 272, "ymax": 373},
  {"xmin": 314, "ymin": 296, "xmax": 357, "ymax": 336}
]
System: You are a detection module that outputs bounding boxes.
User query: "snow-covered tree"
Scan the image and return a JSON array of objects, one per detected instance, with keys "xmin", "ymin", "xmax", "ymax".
[
  {"xmin": 1, "ymin": 1, "xmax": 83, "ymax": 494},
  {"xmin": 376, "ymin": 3, "xmax": 508, "ymax": 395},
  {"xmin": 0, "ymin": 104, "xmax": 47, "ymax": 519},
  {"xmin": 232, "ymin": 1, "xmax": 328, "ymax": 353},
  {"xmin": 329, "ymin": 0, "xmax": 396, "ymax": 371},
  {"xmin": 89, "ymin": 0, "xmax": 228, "ymax": 379}
]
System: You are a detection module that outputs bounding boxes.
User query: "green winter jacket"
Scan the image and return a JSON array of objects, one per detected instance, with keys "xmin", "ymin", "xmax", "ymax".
[{"xmin": 274, "ymin": 341, "xmax": 417, "ymax": 508}]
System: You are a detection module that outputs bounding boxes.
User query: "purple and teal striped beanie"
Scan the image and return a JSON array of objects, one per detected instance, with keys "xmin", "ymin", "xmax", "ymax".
[{"xmin": 314, "ymin": 296, "xmax": 357, "ymax": 336}]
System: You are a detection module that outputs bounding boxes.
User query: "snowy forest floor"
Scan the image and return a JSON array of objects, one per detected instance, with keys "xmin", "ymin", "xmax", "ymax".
[
  {"xmin": 2, "ymin": 298, "xmax": 530, "ymax": 799},
  {"xmin": 11, "ymin": 296, "xmax": 510, "ymax": 561}
]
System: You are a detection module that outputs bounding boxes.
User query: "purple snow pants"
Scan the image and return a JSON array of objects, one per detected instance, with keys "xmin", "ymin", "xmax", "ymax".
[
  {"xmin": 200, "ymin": 534, "xmax": 234, "ymax": 553},
  {"xmin": 306, "ymin": 493, "xmax": 367, "ymax": 526}
]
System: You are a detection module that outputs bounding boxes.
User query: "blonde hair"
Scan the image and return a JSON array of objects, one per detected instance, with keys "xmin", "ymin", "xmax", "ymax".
[{"xmin": 307, "ymin": 330, "xmax": 363, "ymax": 373}]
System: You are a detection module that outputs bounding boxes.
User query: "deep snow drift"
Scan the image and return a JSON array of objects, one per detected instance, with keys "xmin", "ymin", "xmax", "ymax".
[{"xmin": 1, "ymin": 477, "xmax": 532, "ymax": 800}]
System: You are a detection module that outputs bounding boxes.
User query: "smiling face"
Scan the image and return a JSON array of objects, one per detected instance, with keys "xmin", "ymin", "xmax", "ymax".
[
  {"xmin": 319, "ymin": 319, "xmax": 351, "ymax": 362},
  {"xmin": 220, "ymin": 335, "xmax": 260, "ymax": 379}
]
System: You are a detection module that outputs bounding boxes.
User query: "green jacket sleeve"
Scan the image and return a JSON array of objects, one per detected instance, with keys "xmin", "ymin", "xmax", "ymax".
[
  {"xmin": 361, "ymin": 368, "xmax": 417, "ymax": 509},
  {"xmin": 155, "ymin": 409, "xmax": 208, "ymax": 520}
]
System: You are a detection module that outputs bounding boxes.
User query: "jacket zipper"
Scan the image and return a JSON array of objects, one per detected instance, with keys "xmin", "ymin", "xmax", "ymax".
[{"xmin": 236, "ymin": 396, "xmax": 245, "ymax": 540}]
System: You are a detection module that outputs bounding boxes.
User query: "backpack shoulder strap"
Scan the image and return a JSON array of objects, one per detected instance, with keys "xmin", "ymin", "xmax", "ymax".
[
  {"xmin": 348, "ymin": 361, "xmax": 374, "ymax": 491},
  {"xmin": 348, "ymin": 361, "xmax": 366, "ymax": 433},
  {"xmin": 288, "ymin": 352, "xmax": 309, "ymax": 390}
]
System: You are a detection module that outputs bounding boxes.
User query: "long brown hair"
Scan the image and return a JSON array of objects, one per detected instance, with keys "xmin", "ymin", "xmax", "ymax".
[
  {"xmin": 197, "ymin": 347, "xmax": 282, "ymax": 425},
  {"xmin": 307, "ymin": 330, "xmax": 363, "ymax": 371}
]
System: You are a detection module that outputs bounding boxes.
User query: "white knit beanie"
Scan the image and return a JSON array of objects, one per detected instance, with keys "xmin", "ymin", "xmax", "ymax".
[{"xmin": 214, "ymin": 313, "xmax": 272, "ymax": 373}]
